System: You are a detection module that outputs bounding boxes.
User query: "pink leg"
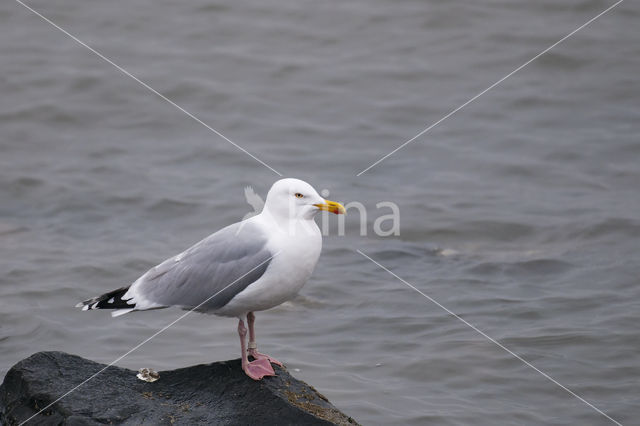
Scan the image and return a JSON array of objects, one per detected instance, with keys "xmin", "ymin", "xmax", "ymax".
[
  {"xmin": 247, "ymin": 312, "xmax": 283, "ymax": 367},
  {"xmin": 238, "ymin": 318, "xmax": 275, "ymax": 380}
]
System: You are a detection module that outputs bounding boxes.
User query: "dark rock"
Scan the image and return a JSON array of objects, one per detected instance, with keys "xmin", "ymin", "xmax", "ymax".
[{"xmin": 0, "ymin": 352, "xmax": 358, "ymax": 425}]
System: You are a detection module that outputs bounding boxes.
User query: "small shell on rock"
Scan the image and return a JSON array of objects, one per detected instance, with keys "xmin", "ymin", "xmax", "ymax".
[{"xmin": 137, "ymin": 368, "xmax": 160, "ymax": 382}]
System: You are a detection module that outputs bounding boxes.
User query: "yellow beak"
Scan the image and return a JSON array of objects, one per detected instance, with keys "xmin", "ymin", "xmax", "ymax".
[{"xmin": 314, "ymin": 199, "xmax": 346, "ymax": 215}]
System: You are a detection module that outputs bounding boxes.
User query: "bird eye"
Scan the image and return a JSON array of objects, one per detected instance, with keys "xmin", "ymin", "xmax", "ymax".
[{"xmin": 294, "ymin": 193, "xmax": 304, "ymax": 198}]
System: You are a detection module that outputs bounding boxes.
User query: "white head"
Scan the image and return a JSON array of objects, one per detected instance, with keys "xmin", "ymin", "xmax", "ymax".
[{"xmin": 262, "ymin": 178, "xmax": 345, "ymax": 221}]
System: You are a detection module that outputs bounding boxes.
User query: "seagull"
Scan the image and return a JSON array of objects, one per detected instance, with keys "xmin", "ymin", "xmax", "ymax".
[{"xmin": 76, "ymin": 178, "xmax": 345, "ymax": 380}]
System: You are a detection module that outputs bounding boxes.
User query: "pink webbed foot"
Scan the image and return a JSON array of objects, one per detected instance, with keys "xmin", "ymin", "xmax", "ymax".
[
  {"xmin": 243, "ymin": 358, "xmax": 276, "ymax": 380},
  {"xmin": 248, "ymin": 349, "xmax": 283, "ymax": 367}
]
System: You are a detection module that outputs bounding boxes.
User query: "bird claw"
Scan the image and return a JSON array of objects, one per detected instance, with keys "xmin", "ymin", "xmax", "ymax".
[
  {"xmin": 243, "ymin": 358, "xmax": 276, "ymax": 380},
  {"xmin": 249, "ymin": 350, "xmax": 283, "ymax": 367}
]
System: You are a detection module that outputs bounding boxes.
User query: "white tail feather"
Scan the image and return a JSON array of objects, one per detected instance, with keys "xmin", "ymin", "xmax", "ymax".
[{"xmin": 111, "ymin": 308, "xmax": 135, "ymax": 317}]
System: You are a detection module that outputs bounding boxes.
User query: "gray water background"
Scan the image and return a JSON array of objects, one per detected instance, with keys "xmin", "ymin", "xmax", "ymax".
[{"xmin": 1, "ymin": 0, "xmax": 639, "ymax": 424}]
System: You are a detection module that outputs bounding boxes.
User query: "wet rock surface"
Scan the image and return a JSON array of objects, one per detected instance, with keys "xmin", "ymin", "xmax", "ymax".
[{"xmin": 0, "ymin": 351, "xmax": 358, "ymax": 425}]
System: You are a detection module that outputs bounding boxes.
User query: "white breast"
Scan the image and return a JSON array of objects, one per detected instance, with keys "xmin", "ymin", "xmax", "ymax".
[{"xmin": 214, "ymin": 215, "xmax": 322, "ymax": 317}]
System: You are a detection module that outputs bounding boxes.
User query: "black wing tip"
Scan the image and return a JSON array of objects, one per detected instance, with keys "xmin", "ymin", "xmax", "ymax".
[{"xmin": 76, "ymin": 286, "xmax": 134, "ymax": 311}]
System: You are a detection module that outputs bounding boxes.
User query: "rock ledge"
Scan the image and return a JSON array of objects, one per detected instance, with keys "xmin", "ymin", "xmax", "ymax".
[{"xmin": 0, "ymin": 351, "xmax": 357, "ymax": 425}]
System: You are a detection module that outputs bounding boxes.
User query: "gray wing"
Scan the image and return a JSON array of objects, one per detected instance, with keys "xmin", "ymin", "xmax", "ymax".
[{"xmin": 133, "ymin": 221, "xmax": 272, "ymax": 312}]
